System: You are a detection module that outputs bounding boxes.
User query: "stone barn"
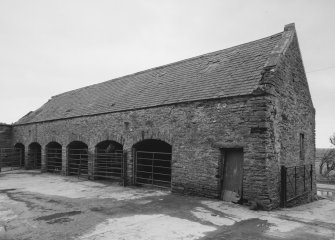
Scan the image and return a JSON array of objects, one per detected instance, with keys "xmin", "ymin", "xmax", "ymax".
[{"xmin": 3, "ymin": 23, "xmax": 316, "ymax": 209}]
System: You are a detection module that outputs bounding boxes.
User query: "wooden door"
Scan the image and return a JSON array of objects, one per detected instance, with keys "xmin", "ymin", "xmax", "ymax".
[{"xmin": 221, "ymin": 149, "xmax": 243, "ymax": 202}]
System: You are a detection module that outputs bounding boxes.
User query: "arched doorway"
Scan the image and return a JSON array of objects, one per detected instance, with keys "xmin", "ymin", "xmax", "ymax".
[
  {"xmin": 28, "ymin": 142, "xmax": 41, "ymax": 169},
  {"xmin": 94, "ymin": 140, "xmax": 123, "ymax": 180},
  {"xmin": 14, "ymin": 143, "xmax": 25, "ymax": 167},
  {"xmin": 46, "ymin": 142, "xmax": 62, "ymax": 173},
  {"xmin": 133, "ymin": 139, "xmax": 172, "ymax": 188},
  {"xmin": 67, "ymin": 141, "xmax": 88, "ymax": 177}
]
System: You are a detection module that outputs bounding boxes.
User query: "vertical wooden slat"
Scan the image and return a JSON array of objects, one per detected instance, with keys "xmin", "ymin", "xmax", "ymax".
[{"xmin": 221, "ymin": 149, "xmax": 243, "ymax": 202}]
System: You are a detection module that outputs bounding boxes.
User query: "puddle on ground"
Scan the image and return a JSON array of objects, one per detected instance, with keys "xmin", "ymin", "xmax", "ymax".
[
  {"xmin": 0, "ymin": 189, "xmax": 16, "ymax": 193},
  {"xmin": 317, "ymin": 189, "xmax": 335, "ymax": 201},
  {"xmin": 204, "ymin": 218, "xmax": 272, "ymax": 240},
  {"xmin": 34, "ymin": 210, "xmax": 82, "ymax": 221},
  {"xmin": 47, "ymin": 217, "xmax": 74, "ymax": 224}
]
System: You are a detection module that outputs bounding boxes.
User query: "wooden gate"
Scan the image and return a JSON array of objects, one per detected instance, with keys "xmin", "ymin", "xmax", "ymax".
[
  {"xmin": 221, "ymin": 149, "xmax": 244, "ymax": 202},
  {"xmin": 134, "ymin": 151, "xmax": 171, "ymax": 188}
]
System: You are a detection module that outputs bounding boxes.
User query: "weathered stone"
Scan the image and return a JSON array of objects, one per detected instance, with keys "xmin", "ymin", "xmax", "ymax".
[
  {"xmin": 0, "ymin": 124, "xmax": 12, "ymax": 148},
  {"xmin": 0, "ymin": 23, "xmax": 316, "ymax": 210}
]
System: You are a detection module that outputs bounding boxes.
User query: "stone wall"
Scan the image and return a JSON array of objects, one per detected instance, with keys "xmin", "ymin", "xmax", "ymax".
[
  {"xmin": 12, "ymin": 94, "xmax": 278, "ymax": 208},
  {"xmin": 0, "ymin": 124, "xmax": 12, "ymax": 148},
  {"xmin": 10, "ymin": 27, "xmax": 316, "ymax": 210},
  {"xmin": 261, "ymin": 29, "xmax": 316, "ymax": 207}
]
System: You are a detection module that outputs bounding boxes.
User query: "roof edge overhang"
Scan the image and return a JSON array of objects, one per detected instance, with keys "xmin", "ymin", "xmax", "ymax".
[
  {"xmin": 0, "ymin": 123, "xmax": 12, "ymax": 127},
  {"xmin": 13, "ymin": 92, "xmax": 271, "ymax": 126},
  {"xmin": 50, "ymin": 32, "xmax": 283, "ymax": 100},
  {"xmin": 259, "ymin": 23, "xmax": 315, "ymax": 111},
  {"xmin": 262, "ymin": 23, "xmax": 296, "ymax": 70},
  {"xmin": 14, "ymin": 25, "xmax": 288, "ymax": 126}
]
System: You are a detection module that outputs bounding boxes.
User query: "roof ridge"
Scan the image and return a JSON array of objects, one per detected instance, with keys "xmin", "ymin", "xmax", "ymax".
[
  {"xmin": 16, "ymin": 26, "xmax": 286, "ymax": 125},
  {"xmin": 52, "ymin": 31, "xmax": 283, "ymax": 98}
]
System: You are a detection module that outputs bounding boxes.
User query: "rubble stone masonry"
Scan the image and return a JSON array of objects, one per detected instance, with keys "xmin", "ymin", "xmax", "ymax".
[
  {"xmin": 8, "ymin": 24, "xmax": 316, "ymax": 209},
  {"xmin": 0, "ymin": 124, "xmax": 12, "ymax": 148},
  {"xmin": 12, "ymin": 93, "xmax": 279, "ymax": 207},
  {"xmin": 260, "ymin": 28, "xmax": 316, "ymax": 207}
]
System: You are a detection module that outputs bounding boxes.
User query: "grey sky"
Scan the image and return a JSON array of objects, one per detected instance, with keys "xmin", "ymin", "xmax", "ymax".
[{"xmin": 0, "ymin": 0, "xmax": 334, "ymax": 148}]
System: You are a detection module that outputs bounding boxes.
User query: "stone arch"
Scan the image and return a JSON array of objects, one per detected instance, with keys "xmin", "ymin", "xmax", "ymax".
[
  {"xmin": 95, "ymin": 140, "xmax": 123, "ymax": 153},
  {"xmin": 45, "ymin": 141, "xmax": 62, "ymax": 173},
  {"xmin": 132, "ymin": 139, "xmax": 172, "ymax": 188},
  {"xmin": 66, "ymin": 134, "xmax": 90, "ymax": 149},
  {"xmin": 67, "ymin": 141, "xmax": 88, "ymax": 150},
  {"xmin": 46, "ymin": 141, "xmax": 62, "ymax": 148},
  {"xmin": 130, "ymin": 129, "xmax": 173, "ymax": 150},
  {"xmin": 28, "ymin": 142, "xmax": 42, "ymax": 169},
  {"xmin": 133, "ymin": 139, "xmax": 172, "ymax": 152},
  {"xmin": 14, "ymin": 142, "xmax": 25, "ymax": 167},
  {"xmin": 44, "ymin": 136, "xmax": 65, "ymax": 148},
  {"xmin": 92, "ymin": 132, "xmax": 125, "ymax": 149}
]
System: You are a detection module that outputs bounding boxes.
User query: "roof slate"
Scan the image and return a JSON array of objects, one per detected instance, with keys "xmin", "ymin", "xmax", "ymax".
[{"xmin": 16, "ymin": 32, "xmax": 284, "ymax": 124}]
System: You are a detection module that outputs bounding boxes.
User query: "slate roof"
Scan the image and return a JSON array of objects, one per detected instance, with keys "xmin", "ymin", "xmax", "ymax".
[{"xmin": 16, "ymin": 31, "xmax": 285, "ymax": 125}]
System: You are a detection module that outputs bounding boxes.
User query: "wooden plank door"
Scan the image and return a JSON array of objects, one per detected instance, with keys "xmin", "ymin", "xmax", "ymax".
[{"xmin": 221, "ymin": 149, "xmax": 243, "ymax": 202}]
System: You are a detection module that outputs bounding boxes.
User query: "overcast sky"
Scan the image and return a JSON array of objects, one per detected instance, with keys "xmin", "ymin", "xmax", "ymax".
[{"xmin": 0, "ymin": 0, "xmax": 334, "ymax": 148}]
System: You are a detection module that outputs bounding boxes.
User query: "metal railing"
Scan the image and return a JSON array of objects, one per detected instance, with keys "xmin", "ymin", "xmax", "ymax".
[
  {"xmin": 67, "ymin": 148, "xmax": 89, "ymax": 178},
  {"xmin": 281, "ymin": 164, "xmax": 313, "ymax": 207},
  {"xmin": 0, "ymin": 148, "xmax": 22, "ymax": 171},
  {"xmin": 92, "ymin": 150, "xmax": 127, "ymax": 185},
  {"xmin": 46, "ymin": 147, "xmax": 62, "ymax": 173},
  {"xmin": 134, "ymin": 151, "xmax": 171, "ymax": 188},
  {"xmin": 28, "ymin": 150, "xmax": 42, "ymax": 169}
]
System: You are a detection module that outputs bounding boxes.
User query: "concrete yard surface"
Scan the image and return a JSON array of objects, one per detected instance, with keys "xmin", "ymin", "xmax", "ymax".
[{"xmin": 0, "ymin": 171, "xmax": 335, "ymax": 240}]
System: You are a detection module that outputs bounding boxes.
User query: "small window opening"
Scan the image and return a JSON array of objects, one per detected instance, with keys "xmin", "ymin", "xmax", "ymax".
[{"xmin": 299, "ymin": 133, "xmax": 305, "ymax": 161}]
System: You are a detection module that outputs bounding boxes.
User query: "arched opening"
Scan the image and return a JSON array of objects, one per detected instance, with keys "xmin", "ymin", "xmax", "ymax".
[
  {"xmin": 67, "ymin": 141, "xmax": 88, "ymax": 177},
  {"xmin": 28, "ymin": 142, "xmax": 42, "ymax": 169},
  {"xmin": 94, "ymin": 140, "xmax": 123, "ymax": 180},
  {"xmin": 14, "ymin": 143, "xmax": 25, "ymax": 167},
  {"xmin": 133, "ymin": 139, "xmax": 172, "ymax": 188},
  {"xmin": 46, "ymin": 142, "xmax": 62, "ymax": 173}
]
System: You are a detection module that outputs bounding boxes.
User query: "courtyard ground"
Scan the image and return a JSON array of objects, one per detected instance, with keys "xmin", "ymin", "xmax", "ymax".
[{"xmin": 0, "ymin": 170, "xmax": 335, "ymax": 240}]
